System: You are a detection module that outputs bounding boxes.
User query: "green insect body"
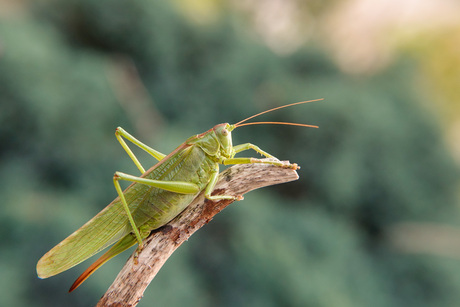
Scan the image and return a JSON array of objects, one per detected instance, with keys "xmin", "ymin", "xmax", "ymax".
[{"xmin": 36, "ymin": 100, "xmax": 320, "ymax": 292}]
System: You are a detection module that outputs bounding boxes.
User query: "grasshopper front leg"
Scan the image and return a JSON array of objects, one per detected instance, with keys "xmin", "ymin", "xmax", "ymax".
[
  {"xmin": 232, "ymin": 143, "xmax": 277, "ymax": 159},
  {"xmin": 225, "ymin": 143, "xmax": 298, "ymax": 169},
  {"xmin": 204, "ymin": 155, "xmax": 296, "ymax": 203}
]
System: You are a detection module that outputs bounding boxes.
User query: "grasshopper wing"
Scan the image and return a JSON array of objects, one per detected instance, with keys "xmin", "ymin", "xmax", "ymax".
[{"xmin": 36, "ymin": 187, "xmax": 146, "ymax": 279}]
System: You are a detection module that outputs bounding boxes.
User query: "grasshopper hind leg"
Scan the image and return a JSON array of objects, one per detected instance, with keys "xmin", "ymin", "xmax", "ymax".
[
  {"xmin": 113, "ymin": 174, "xmax": 145, "ymax": 248},
  {"xmin": 115, "ymin": 127, "xmax": 166, "ymax": 174},
  {"xmin": 112, "ymin": 171, "xmax": 201, "ymax": 249}
]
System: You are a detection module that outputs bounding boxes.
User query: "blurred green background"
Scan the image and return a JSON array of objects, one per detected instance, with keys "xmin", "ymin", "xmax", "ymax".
[{"xmin": 1, "ymin": 0, "xmax": 460, "ymax": 306}]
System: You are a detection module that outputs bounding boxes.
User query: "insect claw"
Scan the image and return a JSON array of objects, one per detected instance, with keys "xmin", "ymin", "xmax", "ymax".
[{"xmin": 133, "ymin": 243, "xmax": 144, "ymax": 265}]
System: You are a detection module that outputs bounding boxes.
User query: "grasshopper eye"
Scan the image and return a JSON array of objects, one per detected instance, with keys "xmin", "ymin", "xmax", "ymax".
[{"xmin": 221, "ymin": 129, "xmax": 228, "ymax": 136}]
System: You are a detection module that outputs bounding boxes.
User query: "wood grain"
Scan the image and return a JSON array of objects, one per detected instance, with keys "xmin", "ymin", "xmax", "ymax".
[{"xmin": 96, "ymin": 160, "xmax": 299, "ymax": 306}]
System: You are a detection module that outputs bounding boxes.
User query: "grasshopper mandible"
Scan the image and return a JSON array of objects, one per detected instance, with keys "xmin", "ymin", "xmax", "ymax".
[{"xmin": 36, "ymin": 99, "xmax": 321, "ymax": 291}]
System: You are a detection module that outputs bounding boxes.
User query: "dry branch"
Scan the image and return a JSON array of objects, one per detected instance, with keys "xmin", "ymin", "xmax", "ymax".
[{"xmin": 96, "ymin": 160, "xmax": 299, "ymax": 307}]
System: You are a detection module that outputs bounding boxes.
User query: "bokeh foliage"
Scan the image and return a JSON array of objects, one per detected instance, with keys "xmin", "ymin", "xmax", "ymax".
[{"xmin": 0, "ymin": 1, "xmax": 459, "ymax": 306}]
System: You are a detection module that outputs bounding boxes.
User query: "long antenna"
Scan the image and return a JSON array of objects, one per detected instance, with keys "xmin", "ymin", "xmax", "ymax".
[
  {"xmin": 235, "ymin": 121, "xmax": 318, "ymax": 128},
  {"xmin": 233, "ymin": 98, "xmax": 323, "ymax": 127}
]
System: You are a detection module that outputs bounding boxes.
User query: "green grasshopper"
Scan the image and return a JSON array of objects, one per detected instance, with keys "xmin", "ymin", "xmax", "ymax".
[{"xmin": 36, "ymin": 100, "xmax": 321, "ymax": 292}]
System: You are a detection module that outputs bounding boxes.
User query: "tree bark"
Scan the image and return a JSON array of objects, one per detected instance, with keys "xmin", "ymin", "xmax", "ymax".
[{"xmin": 96, "ymin": 161, "xmax": 299, "ymax": 307}]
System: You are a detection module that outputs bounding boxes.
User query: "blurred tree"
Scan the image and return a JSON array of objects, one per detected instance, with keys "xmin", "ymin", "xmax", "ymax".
[{"xmin": 0, "ymin": 0, "xmax": 458, "ymax": 306}]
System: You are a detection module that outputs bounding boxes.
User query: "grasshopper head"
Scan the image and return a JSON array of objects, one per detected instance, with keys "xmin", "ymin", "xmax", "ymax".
[
  {"xmin": 213, "ymin": 123, "xmax": 234, "ymax": 158},
  {"xmin": 210, "ymin": 100, "xmax": 321, "ymax": 159}
]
